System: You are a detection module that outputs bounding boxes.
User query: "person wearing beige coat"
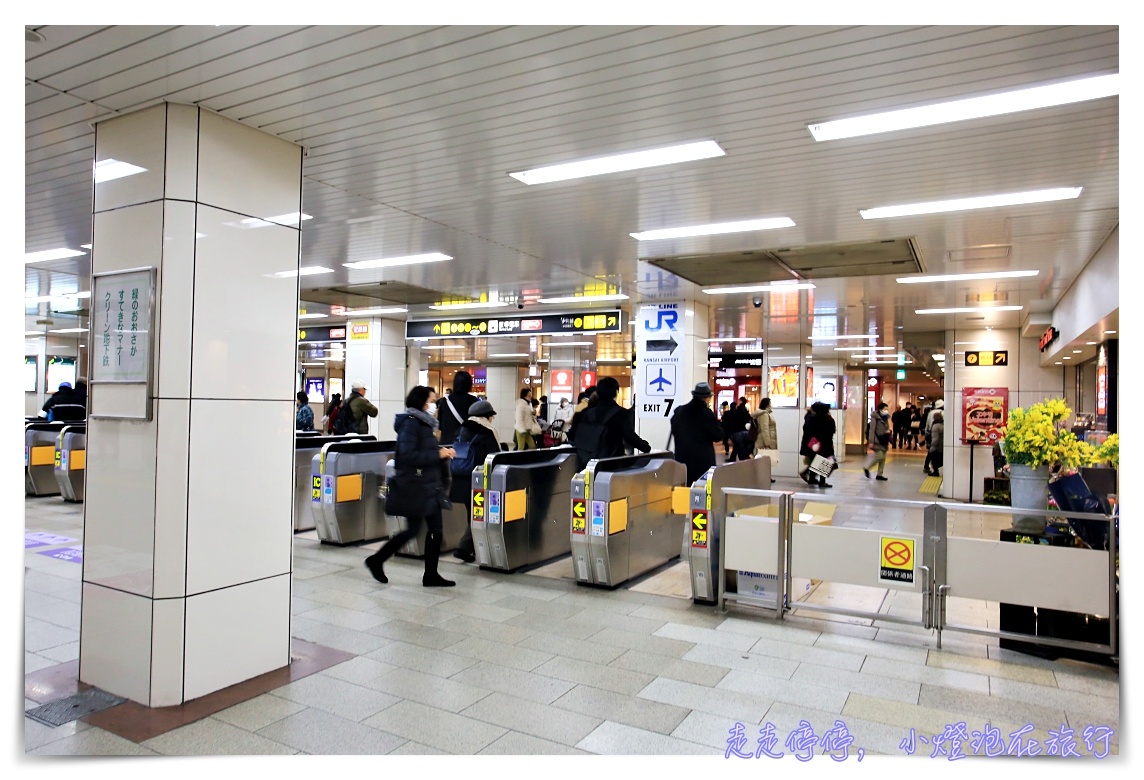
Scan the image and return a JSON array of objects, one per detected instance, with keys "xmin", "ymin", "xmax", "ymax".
[{"xmin": 750, "ymin": 398, "xmax": 779, "ymax": 483}]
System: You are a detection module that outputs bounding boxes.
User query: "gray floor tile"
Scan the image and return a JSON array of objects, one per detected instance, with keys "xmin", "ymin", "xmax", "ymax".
[
  {"xmin": 437, "ymin": 613, "xmax": 535, "ymax": 644},
  {"xmin": 576, "ymin": 720, "xmax": 722, "ymax": 755},
  {"xmin": 552, "ymin": 684, "xmax": 690, "ymax": 735},
  {"xmin": 389, "ymin": 740, "xmax": 449, "ymax": 755},
  {"xmin": 367, "ymin": 618, "xmax": 470, "ymax": 650},
  {"xmin": 747, "ymin": 635, "xmax": 867, "ymax": 670},
  {"xmin": 653, "ymin": 623, "xmax": 757, "ymax": 651},
  {"xmin": 213, "ymin": 693, "xmax": 308, "ymax": 732},
  {"xmin": 610, "ymin": 648, "xmax": 729, "ymax": 687},
  {"xmin": 450, "ymin": 661, "xmax": 577, "ymax": 705},
  {"xmin": 632, "ymin": 604, "xmax": 727, "ymax": 629},
  {"xmin": 716, "ymin": 615, "xmax": 822, "ymax": 645},
  {"xmin": 533, "ymin": 655, "xmax": 656, "ymax": 696},
  {"xmin": 669, "ymin": 709, "xmax": 752, "ymax": 752},
  {"xmin": 586, "ymin": 627, "xmax": 696, "ymax": 658},
  {"xmin": 916, "ymin": 685, "xmax": 1069, "ymax": 732},
  {"xmin": 925, "ymin": 650, "xmax": 1057, "ymax": 685},
  {"xmin": 365, "ymin": 639, "xmax": 480, "ymax": 677},
  {"xmin": 517, "ymin": 631, "xmax": 627, "ymax": 665},
  {"xmin": 861, "ymin": 654, "xmax": 989, "ymax": 695},
  {"xmin": 681, "ymin": 644, "xmax": 799, "ymax": 681},
  {"xmin": 717, "ymin": 669, "xmax": 849, "ymax": 713},
  {"xmin": 988, "ymin": 676, "xmax": 1120, "ymax": 719},
  {"xmin": 764, "ymin": 700, "xmax": 910, "ymax": 757},
  {"xmin": 434, "ymin": 597, "xmax": 525, "ymax": 623},
  {"xmin": 24, "ymin": 652, "xmax": 58, "ymax": 674},
  {"xmin": 365, "ymin": 667, "xmax": 492, "ymax": 713},
  {"xmin": 478, "ymin": 731, "xmax": 589, "ymax": 755},
  {"xmin": 767, "ymin": 614, "xmax": 880, "ymax": 640},
  {"xmin": 269, "ymin": 674, "xmax": 400, "ymax": 721},
  {"xmin": 28, "ymin": 727, "xmax": 159, "ymax": 755},
  {"xmin": 549, "ymin": 590, "xmax": 646, "ymax": 616},
  {"xmin": 319, "ymin": 656, "xmax": 400, "ymax": 686},
  {"xmin": 790, "ymin": 662, "xmax": 921, "ymax": 704},
  {"xmin": 255, "ymin": 707, "xmax": 408, "ymax": 755},
  {"xmin": 24, "ymin": 715, "xmax": 91, "ymax": 752},
  {"xmin": 503, "ymin": 612, "xmax": 601, "ymax": 640},
  {"xmin": 567, "ymin": 608, "xmax": 667, "ymax": 635},
  {"xmin": 484, "ymin": 578, "xmax": 571, "ymax": 603},
  {"xmin": 442, "ymin": 635, "xmax": 555, "ymax": 672},
  {"xmin": 287, "ymin": 622, "xmax": 391, "ymax": 656},
  {"xmin": 142, "ymin": 717, "xmax": 296, "ymax": 755},
  {"xmin": 489, "ymin": 593, "xmax": 588, "ymax": 619},
  {"xmin": 362, "ymin": 699, "xmax": 507, "ymax": 754},
  {"xmin": 1052, "ymin": 668, "xmax": 1120, "ymax": 699},
  {"xmin": 461, "ymin": 691, "xmax": 603, "ymax": 746},
  {"xmin": 815, "ymin": 632, "xmax": 930, "ymax": 665},
  {"xmin": 24, "ymin": 618, "xmax": 79, "ymax": 653},
  {"xmin": 638, "ymin": 677, "xmax": 771, "ymax": 724},
  {"xmin": 294, "ymin": 604, "xmax": 390, "ymax": 631}
]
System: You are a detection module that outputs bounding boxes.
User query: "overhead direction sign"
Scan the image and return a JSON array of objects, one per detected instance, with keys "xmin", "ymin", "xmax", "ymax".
[
  {"xmin": 964, "ymin": 350, "xmax": 1008, "ymax": 367},
  {"xmin": 406, "ymin": 310, "xmax": 620, "ymax": 339},
  {"xmin": 636, "ymin": 303, "xmax": 685, "ymax": 419}
]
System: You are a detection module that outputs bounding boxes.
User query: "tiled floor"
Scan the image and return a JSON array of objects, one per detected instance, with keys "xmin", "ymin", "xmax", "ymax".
[{"xmin": 24, "ymin": 451, "xmax": 1120, "ymax": 757}]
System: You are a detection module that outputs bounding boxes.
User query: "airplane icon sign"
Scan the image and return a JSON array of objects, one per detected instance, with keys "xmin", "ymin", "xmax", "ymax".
[
  {"xmin": 649, "ymin": 370, "xmax": 672, "ymax": 392},
  {"xmin": 645, "ymin": 366, "xmax": 676, "ymax": 397}
]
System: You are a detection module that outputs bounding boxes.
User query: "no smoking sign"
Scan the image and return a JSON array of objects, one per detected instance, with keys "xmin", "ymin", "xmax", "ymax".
[{"xmin": 879, "ymin": 537, "xmax": 915, "ymax": 584}]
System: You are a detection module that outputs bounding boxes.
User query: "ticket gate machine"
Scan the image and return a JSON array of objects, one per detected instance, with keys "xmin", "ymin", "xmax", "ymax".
[
  {"xmin": 311, "ymin": 439, "xmax": 394, "ymax": 545},
  {"xmin": 682, "ymin": 456, "xmax": 773, "ymax": 604},
  {"xmin": 569, "ymin": 452, "xmax": 687, "ymax": 588},
  {"xmin": 295, "ymin": 434, "xmax": 374, "ymax": 532},
  {"xmin": 470, "ymin": 445, "xmax": 578, "ymax": 571},
  {"xmin": 382, "ymin": 459, "xmax": 469, "ymax": 558},
  {"xmin": 26, "ymin": 421, "xmax": 68, "ymax": 496},
  {"xmin": 54, "ymin": 424, "xmax": 86, "ymax": 502}
]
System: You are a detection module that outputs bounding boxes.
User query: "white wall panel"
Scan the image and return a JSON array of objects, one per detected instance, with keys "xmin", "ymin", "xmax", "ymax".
[
  {"xmin": 156, "ymin": 200, "xmax": 196, "ymax": 399},
  {"xmin": 185, "ymin": 398, "xmax": 294, "ymax": 595},
  {"xmin": 164, "ymin": 103, "xmax": 200, "ymax": 203},
  {"xmin": 93, "ymin": 103, "xmax": 166, "ymax": 213},
  {"xmin": 92, "ymin": 201, "xmax": 164, "ymax": 273},
  {"xmin": 197, "ymin": 109, "xmax": 302, "ymax": 222},
  {"xmin": 183, "ymin": 575, "xmax": 292, "ymax": 701},
  {"xmin": 152, "ymin": 398, "xmax": 190, "ymax": 599},
  {"xmin": 150, "ymin": 598, "xmax": 186, "ymax": 707},
  {"xmin": 79, "ymin": 583, "xmax": 153, "ymax": 705}
]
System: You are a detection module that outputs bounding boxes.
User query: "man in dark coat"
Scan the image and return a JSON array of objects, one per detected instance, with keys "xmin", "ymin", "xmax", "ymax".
[
  {"xmin": 720, "ymin": 396, "xmax": 749, "ymax": 454},
  {"xmin": 569, "ymin": 376, "xmax": 650, "ymax": 468},
  {"xmin": 438, "ymin": 370, "xmax": 478, "ymax": 445},
  {"xmin": 799, "ymin": 401, "xmax": 837, "ymax": 488},
  {"xmin": 450, "ymin": 399, "xmax": 502, "ymax": 563},
  {"xmin": 670, "ymin": 382, "xmax": 726, "ymax": 484}
]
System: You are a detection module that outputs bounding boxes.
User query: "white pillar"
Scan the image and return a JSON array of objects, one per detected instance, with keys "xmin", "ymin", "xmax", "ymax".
[
  {"xmin": 80, "ymin": 104, "xmax": 303, "ymax": 706},
  {"xmin": 344, "ymin": 317, "xmax": 408, "ymax": 438},
  {"xmin": 485, "ymin": 366, "xmax": 519, "ymax": 445}
]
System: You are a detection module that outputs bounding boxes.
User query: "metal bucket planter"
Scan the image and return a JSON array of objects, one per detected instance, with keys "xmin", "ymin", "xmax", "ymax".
[{"xmin": 1009, "ymin": 463, "xmax": 1050, "ymax": 533}]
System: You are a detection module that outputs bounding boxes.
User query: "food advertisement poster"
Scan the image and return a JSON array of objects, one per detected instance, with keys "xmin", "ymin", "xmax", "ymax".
[
  {"xmin": 768, "ymin": 365, "xmax": 799, "ymax": 407},
  {"xmin": 962, "ymin": 387, "xmax": 1008, "ymax": 443}
]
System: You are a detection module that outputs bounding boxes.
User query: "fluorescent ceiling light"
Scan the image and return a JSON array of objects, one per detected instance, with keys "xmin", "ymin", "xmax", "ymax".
[
  {"xmin": 1086, "ymin": 341, "xmax": 1098, "ymax": 345},
  {"xmin": 25, "ymin": 331, "xmax": 43, "ymax": 336},
  {"xmin": 509, "ymin": 140, "xmax": 724, "ymax": 185},
  {"xmin": 25, "ymin": 248, "xmax": 86, "ymax": 264},
  {"xmin": 596, "ymin": 358, "xmax": 631, "ymax": 363},
  {"xmin": 834, "ymin": 346, "xmax": 896, "ymax": 352},
  {"xmin": 427, "ymin": 301, "xmax": 510, "ymax": 311},
  {"xmin": 272, "ymin": 266, "xmax": 335, "ymax": 278},
  {"xmin": 49, "ymin": 328, "xmax": 89, "ymax": 333},
  {"xmin": 536, "ymin": 293, "xmax": 629, "ymax": 304},
  {"xmin": 896, "ymin": 270, "xmax": 1040, "ymax": 284},
  {"xmin": 865, "ymin": 359, "xmax": 913, "ymax": 365},
  {"xmin": 239, "ymin": 212, "xmax": 312, "ymax": 227},
  {"xmin": 298, "ymin": 313, "xmax": 328, "ymax": 320},
  {"xmin": 421, "ymin": 345, "xmax": 465, "ymax": 350},
  {"xmin": 301, "ymin": 362, "xmax": 325, "ymax": 366},
  {"xmin": 1105, "ymin": 330, "xmax": 1117, "ymax": 334},
  {"xmin": 488, "ymin": 353, "xmax": 530, "ymax": 358},
  {"xmin": 809, "ymin": 334, "xmax": 878, "ymax": 341},
  {"xmin": 1063, "ymin": 356, "xmax": 1072, "ymax": 360},
  {"xmin": 94, "ymin": 158, "xmax": 148, "ymax": 183},
  {"xmin": 1073, "ymin": 350, "xmax": 1083, "ymax": 354},
  {"xmin": 915, "ymin": 305, "xmax": 1023, "ymax": 314},
  {"xmin": 547, "ymin": 342, "xmax": 593, "ymax": 347},
  {"xmin": 808, "ymin": 73, "xmax": 1119, "ymax": 142},
  {"xmin": 347, "ymin": 307, "xmax": 408, "ymax": 316},
  {"xmin": 446, "ymin": 360, "xmax": 474, "ymax": 364},
  {"xmin": 702, "ymin": 337, "xmax": 761, "ymax": 343},
  {"xmin": 80, "ymin": 244, "xmax": 92, "ymax": 249},
  {"xmin": 343, "ymin": 252, "xmax": 451, "ymax": 270},
  {"xmin": 631, "ymin": 217, "xmax": 794, "ymax": 241},
  {"xmin": 861, "ymin": 188, "xmax": 1082, "ymax": 220},
  {"xmin": 702, "ymin": 282, "xmax": 815, "ymax": 295}
]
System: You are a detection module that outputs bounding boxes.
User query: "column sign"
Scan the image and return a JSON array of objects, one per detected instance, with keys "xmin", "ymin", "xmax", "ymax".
[
  {"xmin": 962, "ymin": 387, "xmax": 1009, "ymax": 443},
  {"xmin": 406, "ymin": 310, "xmax": 620, "ymax": 339},
  {"xmin": 636, "ymin": 303, "xmax": 683, "ymax": 419},
  {"xmin": 1038, "ymin": 326, "xmax": 1059, "ymax": 352},
  {"xmin": 964, "ymin": 350, "xmax": 1008, "ymax": 366},
  {"xmin": 91, "ymin": 268, "xmax": 154, "ymax": 383}
]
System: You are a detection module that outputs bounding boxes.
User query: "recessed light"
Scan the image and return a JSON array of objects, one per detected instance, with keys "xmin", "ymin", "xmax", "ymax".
[
  {"xmin": 509, "ymin": 140, "xmax": 724, "ymax": 185},
  {"xmin": 547, "ymin": 342, "xmax": 593, "ymax": 347},
  {"xmin": 25, "ymin": 248, "xmax": 86, "ymax": 264},
  {"xmin": 49, "ymin": 327, "xmax": 89, "ymax": 334},
  {"xmin": 862, "ymin": 188, "xmax": 1082, "ymax": 220},
  {"xmin": 345, "ymin": 307, "xmax": 408, "ymax": 316},
  {"xmin": 702, "ymin": 282, "xmax": 815, "ymax": 295},
  {"xmin": 1063, "ymin": 356, "xmax": 1072, "ymax": 360},
  {"xmin": 896, "ymin": 270, "xmax": 1039, "ymax": 284},
  {"xmin": 446, "ymin": 360, "xmax": 473, "ymax": 365},
  {"xmin": 915, "ymin": 305, "xmax": 1023, "ymax": 315},
  {"xmin": 298, "ymin": 313, "xmax": 328, "ymax": 320},
  {"xmin": 808, "ymin": 73, "xmax": 1118, "ymax": 141},
  {"xmin": 94, "ymin": 158, "xmax": 148, "ymax": 183},
  {"xmin": 344, "ymin": 252, "xmax": 451, "ymax": 270},
  {"xmin": 1105, "ymin": 330, "xmax": 1117, "ymax": 335},
  {"xmin": 488, "ymin": 353, "xmax": 530, "ymax": 358},
  {"xmin": 421, "ymin": 345, "xmax": 465, "ymax": 350},
  {"xmin": 631, "ymin": 217, "xmax": 794, "ymax": 241},
  {"xmin": 702, "ymin": 337, "xmax": 762, "ymax": 343},
  {"xmin": 1073, "ymin": 350, "xmax": 1083, "ymax": 354},
  {"xmin": 835, "ymin": 346, "xmax": 897, "ymax": 352},
  {"xmin": 427, "ymin": 301, "xmax": 510, "ymax": 311},
  {"xmin": 272, "ymin": 266, "xmax": 334, "ymax": 278},
  {"xmin": 1086, "ymin": 341, "xmax": 1098, "ymax": 345},
  {"xmin": 809, "ymin": 334, "xmax": 878, "ymax": 341},
  {"xmin": 536, "ymin": 293, "xmax": 629, "ymax": 304}
]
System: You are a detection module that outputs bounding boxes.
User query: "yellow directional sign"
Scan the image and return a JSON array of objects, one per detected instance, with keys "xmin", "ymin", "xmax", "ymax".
[
  {"xmin": 691, "ymin": 510, "xmax": 708, "ymax": 532},
  {"xmin": 473, "ymin": 490, "xmax": 485, "ymax": 507},
  {"xmin": 572, "ymin": 499, "xmax": 587, "ymax": 518}
]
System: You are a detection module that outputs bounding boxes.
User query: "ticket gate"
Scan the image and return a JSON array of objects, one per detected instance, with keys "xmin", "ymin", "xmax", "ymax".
[
  {"xmin": 295, "ymin": 434, "xmax": 374, "ymax": 532},
  {"xmin": 54, "ymin": 424, "xmax": 86, "ymax": 502},
  {"xmin": 682, "ymin": 456, "xmax": 774, "ymax": 604},
  {"xmin": 383, "ymin": 459, "xmax": 469, "ymax": 558},
  {"xmin": 26, "ymin": 422, "xmax": 69, "ymax": 496},
  {"xmin": 311, "ymin": 439, "xmax": 394, "ymax": 545},
  {"xmin": 569, "ymin": 452, "xmax": 687, "ymax": 588},
  {"xmin": 470, "ymin": 445, "xmax": 578, "ymax": 571}
]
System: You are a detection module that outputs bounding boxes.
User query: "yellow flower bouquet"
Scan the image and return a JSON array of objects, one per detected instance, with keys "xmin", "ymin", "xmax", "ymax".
[
  {"xmin": 1001, "ymin": 399, "xmax": 1095, "ymax": 469},
  {"xmin": 1093, "ymin": 433, "xmax": 1119, "ymax": 468}
]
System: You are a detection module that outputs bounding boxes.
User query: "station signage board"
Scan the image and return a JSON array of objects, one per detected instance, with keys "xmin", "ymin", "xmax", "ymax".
[
  {"xmin": 406, "ymin": 310, "xmax": 621, "ymax": 339},
  {"xmin": 707, "ymin": 352, "xmax": 765, "ymax": 369},
  {"xmin": 1039, "ymin": 326, "xmax": 1059, "ymax": 352},
  {"xmin": 297, "ymin": 326, "xmax": 347, "ymax": 343},
  {"xmin": 636, "ymin": 303, "xmax": 684, "ymax": 419},
  {"xmin": 964, "ymin": 350, "xmax": 1008, "ymax": 367}
]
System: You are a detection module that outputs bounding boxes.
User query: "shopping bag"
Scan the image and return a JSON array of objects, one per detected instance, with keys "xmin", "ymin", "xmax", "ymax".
[
  {"xmin": 808, "ymin": 454, "xmax": 834, "ymax": 478},
  {"xmin": 756, "ymin": 448, "xmax": 780, "ymax": 467}
]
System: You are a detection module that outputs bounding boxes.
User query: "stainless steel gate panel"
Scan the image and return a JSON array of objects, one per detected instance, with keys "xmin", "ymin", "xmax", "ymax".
[
  {"xmin": 54, "ymin": 427, "xmax": 86, "ymax": 502},
  {"xmin": 314, "ymin": 440, "xmax": 393, "ymax": 545},
  {"xmin": 25, "ymin": 423, "xmax": 67, "ymax": 496}
]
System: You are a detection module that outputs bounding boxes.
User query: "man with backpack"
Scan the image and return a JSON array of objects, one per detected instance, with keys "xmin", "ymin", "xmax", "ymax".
[
  {"xmin": 568, "ymin": 376, "xmax": 650, "ymax": 468},
  {"xmin": 334, "ymin": 381, "xmax": 378, "ymax": 434},
  {"xmin": 670, "ymin": 382, "xmax": 725, "ymax": 483},
  {"xmin": 449, "ymin": 400, "xmax": 501, "ymax": 563},
  {"xmin": 438, "ymin": 371, "xmax": 478, "ymax": 445}
]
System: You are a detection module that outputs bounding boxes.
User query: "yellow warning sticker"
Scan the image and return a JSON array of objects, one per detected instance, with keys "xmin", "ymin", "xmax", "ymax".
[
  {"xmin": 692, "ymin": 529, "xmax": 707, "ymax": 548},
  {"xmin": 880, "ymin": 536, "xmax": 915, "ymax": 584}
]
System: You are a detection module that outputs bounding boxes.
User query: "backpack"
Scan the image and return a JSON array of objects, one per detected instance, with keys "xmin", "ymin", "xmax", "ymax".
[
  {"xmin": 332, "ymin": 399, "xmax": 356, "ymax": 434},
  {"xmin": 573, "ymin": 405, "xmax": 621, "ymax": 466},
  {"xmin": 451, "ymin": 435, "xmax": 479, "ymax": 477},
  {"xmin": 746, "ymin": 415, "xmax": 759, "ymax": 442}
]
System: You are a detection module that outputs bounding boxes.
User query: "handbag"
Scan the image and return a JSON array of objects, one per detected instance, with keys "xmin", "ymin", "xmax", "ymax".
[
  {"xmin": 756, "ymin": 448, "xmax": 780, "ymax": 467},
  {"xmin": 385, "ymin": 468, "xmax": 433, "ymax": 517},
  {"xmin": 807, "ymin": 437, "xmax": 821, "ymax": 453},
  {"xmin": 808, "ymin": 454, "xmax": 835, "ymax": 478}
]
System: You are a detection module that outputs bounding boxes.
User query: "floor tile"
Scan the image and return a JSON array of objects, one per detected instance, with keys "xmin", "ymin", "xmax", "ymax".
[
  {"xmin": 294, "ymin": 604, "xmax": 390, "ymax": 631},
  {"xmin": 632, "ymin": 605, "xmax": 727, "ymax": 629},
  {"xmin": 638, "ymin": 677, "xmax": 771, "ymax": 724},
  {"xmin": 287, "ymin": 621, "xmax": 391, "ymax": 656},
  {"xmin": 503, "ymin": 612, "xmax": 602, "ymax": 640},
  {"xmin": 142, "ymin": 717, "xmax": 296, "ymax": 755},
  {"xmin": 389, "ymin": 740, "xmax": 449, "ymax": 755},
  {"xmin": 576, "ymin": 720, "xmax": 722, "ymax": 755},
  {"xmin": 916, "ymin": 685, "xmax": 1069, "ymax": 732},
  {"xmin": 24, "ymin": 652, "xmax": 58, "ymax": 674},
  {"xmin": 269, "ymin": 674, "xmax": 400, "ymax": 722},
  {"xmin": 255, "ymin": 707, "xmax": 408, "ymax": 755},
  {"xmin": 450, "ymin": 661, "xmax": 577, "ymax": 705},
  {"xmin": 814, "ymin": 633, "xmax": 930, "ymax": 665},
  {"xmin": 518, "ymin": 630, "xmax": 627, "ymax": 665},
  {"xmin": 24, "ymin": 618, "xmax": 79, "ymax": 653},
  {"xmin": 988, "ymin": 676, "xmax": 1119, "ymax": 719},
  {"xmin": 365, "ymin": 667, "xmax": 492, "ymax": 713},
  {"xmin": 441, "ymin": 635, "xmax": 555, "ymax": 672},
  {"xmin": 212, "ymin": 694, "xmax": 308, "ymax": 732},
  {"xmin": 534, "ymin": 655, "xmax": 655, "ymax": 696},
  {"xmin": 434, "ymin": 597, "xmax": 525, "ymax": 624},
  {"xmin": 552, "ymin": 684, "xmax": 690, "ymax": 735},
  {"xmin": 925, "ymin": 650, "xmax": 1057, "ymax": 686},
  {"xmin": 437, "ymin": 614, "xmax": 535, "ymax": 644},
  {"xmin": 478, "ymin": 731, "xmax": 589, "ymax": 755},
  {"xmin": 746, "ymin": 635, "xmax": 866, "ymax": 670},
  {"xmin": 362, "ymin": 700, "xmax": 507, "ymax": 754},
  {"xmin": 28, "ymin": 727, "xmax": 159, "ymax": 755},
  {"xmin": 319, "ymin": 656, "xmax": 400, "ymax": 686},
  {"xmin": 488, "ymin": 594, "xmax": 587, "ymax": 619},
  {"xmin": 24, "ymin": 715, "xmax": 91, "ymax": 752},
  {"xmin": 365, "ymin": 640, "xmax": 480, "ymax": 678},
  {"xmin": 1052, "ymin": 669, "xmax": 1120, "ymax": 699},
  {"xmin": 653, "ymin": 623, "xmax": 757, "ymax": 651},
  {"xmin": 715, "ymin": 615, "xmax": 822, "ymax": 645},
  {"xmin": 669, "ymin": 710, "xmax": 752, "ymax": 752},
  {"xmin": 460, "ymin": 691, "xmax": 602, "ymax": 746},
  {"xmin": 609, "ymin": 648, "xmax": 729, "ymax": 687},
  {"xmin": 861, "ymin": 655, "xmax": 989, "ymax": 695},
  {"xmin": 764, "ymin": 700, "xmax": 912, "ymax": 757},
  {"xmin": 790, "ymin": 662, "xmax": 921, "ymax": 704},
  {"xmin": 681, "ymin": 644, "xmax": 798, "ymax": 681},
  {"xmin": 566, "ymin": 608, "xmax": 667, "ymax": 636},
  {"xmin": 716, "ymin": 669, "xmax": 850, "ymax": 713},
  {"xmin": 586, "ymin": 627, "xmax": 696, "ymax": 658}
]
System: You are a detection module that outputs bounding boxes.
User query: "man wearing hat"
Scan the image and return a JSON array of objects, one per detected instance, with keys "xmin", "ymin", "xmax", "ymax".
[
  {"xmin": 38, "ymin": 381, "xmax": 82, "ymax": 420},
  {"xmin": 346, "ymin": 380, "xmax": 379, "ymax": 434},
  {"xmin": 669, "ymin": 382, "xmax": 726, "ymax": 484},
  {"xmin": 450, "ymin": 399, "xmax": 501, "ymax": 563}
]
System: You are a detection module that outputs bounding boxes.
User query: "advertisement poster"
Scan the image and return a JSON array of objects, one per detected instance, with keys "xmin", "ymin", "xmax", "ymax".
[
  {"xmin": 962, "ymin": 387, "xmax": 1008, "ymax": 443},
  {"xmin": 47, "ymin": 356, "xmax": 76, "ymax": 391},
  {"xmin": 550, "ymin": 368, "xmax": 574, "ymax": 401},
  {"xmin": 768, "ymin": 365, "xmax": 799, "ymax": 407},
  {"xmin": 25, "ymin": 356, "xmax": 37, "ymax": 392},
  {"xmin": 813, "ymin": 375, "xmax": 839, "ymax": 408}
]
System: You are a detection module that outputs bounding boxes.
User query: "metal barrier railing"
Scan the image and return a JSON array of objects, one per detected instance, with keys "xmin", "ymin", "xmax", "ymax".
[{"xmin": 711, "ymin": 490, "xmax": 1117, "ymax": 658}]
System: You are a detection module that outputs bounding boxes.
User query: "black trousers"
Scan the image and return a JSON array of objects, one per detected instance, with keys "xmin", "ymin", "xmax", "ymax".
[{"xmin": 371, "ymin": 505, "xmax": 444, "ymax": 565}]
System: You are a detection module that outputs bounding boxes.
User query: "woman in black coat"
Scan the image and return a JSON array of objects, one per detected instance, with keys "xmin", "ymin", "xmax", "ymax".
[
  {"xmin": 365, "ymin": 386, "xmax": 457, "ymax": 587},
  {"xmin": 449, "ymin": 400, "xmax": 502, "ymax": 563},
  {"xmin": 799, "ymin": 402, "xmax": 837, "ymax": 488}
]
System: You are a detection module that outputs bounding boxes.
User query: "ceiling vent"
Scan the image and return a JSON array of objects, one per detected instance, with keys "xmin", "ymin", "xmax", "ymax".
[
  {"xmin": 947, "ymin": 245, "xmax": 1011, "ymax": 263},
  {"xmin": 300, "ymin": 280, "xmax": 449, "ymax": 309}
]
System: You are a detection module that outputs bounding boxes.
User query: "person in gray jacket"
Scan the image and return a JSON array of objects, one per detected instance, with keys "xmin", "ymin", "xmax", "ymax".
[
  {"xmin": 928, "ymin": 411, "xmax": 945, "ymax": 477},
  {"xmin": 863, "ymin": 402, "xmax": 891, "ymax": 481}
]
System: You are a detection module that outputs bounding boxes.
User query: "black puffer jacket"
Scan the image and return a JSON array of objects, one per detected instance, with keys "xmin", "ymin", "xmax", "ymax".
[
  {"xmin": 394, "ymin": 412, "xmax": 444, "ymax": 517},
  {"xmin": 449, "ymin": 418, "xmax": 500, "ymax": 504}
]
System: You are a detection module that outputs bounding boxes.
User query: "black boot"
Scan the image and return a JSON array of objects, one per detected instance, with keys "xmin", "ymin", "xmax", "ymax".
[
  {"xmin": 364, "ymin": 552, "xmax": 388, "ymax": 584},
  {"xmin": 453, "ymin": 528, "xmax": 476, "ymax": 563},
  {"xmin": 422, "ymin": 532, "xmax": 455, "ymax": 587}
]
